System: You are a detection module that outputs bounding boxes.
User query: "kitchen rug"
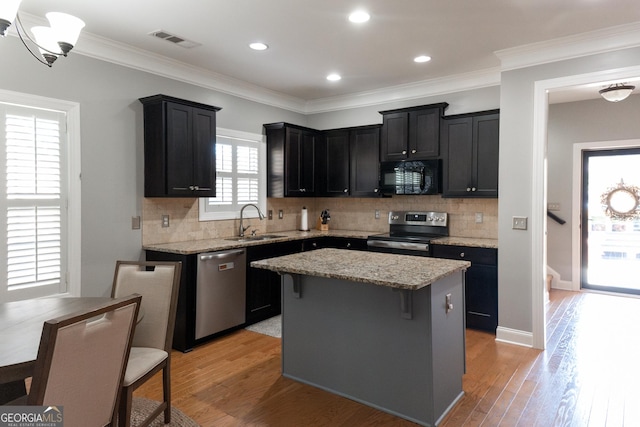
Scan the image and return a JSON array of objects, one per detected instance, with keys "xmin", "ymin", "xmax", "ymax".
[
  {"xmin": 130, "ymin": 397, "xmax": 200, "ymax": 427},
  {"xmin": 244, "ymin": 315, "xmax": 282, "ymax": 338}
]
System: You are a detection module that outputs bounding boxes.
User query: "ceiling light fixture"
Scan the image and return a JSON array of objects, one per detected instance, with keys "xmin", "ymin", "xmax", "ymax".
[
  {"xmin": 414, "ymin": 55, "xmax": 432, "ymax": 63},
  {"xmin": 327, "ymin": 73, "xmax": 341, "ymax": 82},
  {"xmin": 348, "ymin": 10, "xmax": 370, "ymax": 23},
  {"xmin": 599, "ymin": 83, "xmax": 635, "ymax": 102},
  {"xmin": 0, "ymin": 0, "xmax": 84, "ymax": 67},
  {"xmin": 249, "ymin": 42, "xmax": 268, "ymax": 51}
]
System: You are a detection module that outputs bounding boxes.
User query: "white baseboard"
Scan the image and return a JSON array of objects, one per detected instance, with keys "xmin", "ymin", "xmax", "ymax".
[
  {"xmin": 552, "ymin": 279, "xmax": 573, "ymax": 291},
  {"xmin": 495, "ymin": 326, "xmax": 533, "ymax": 348}
]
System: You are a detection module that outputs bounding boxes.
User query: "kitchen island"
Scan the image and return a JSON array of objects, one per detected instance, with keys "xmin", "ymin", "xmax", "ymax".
[{"xmin": 251, "ymin": 248, "xmax": 470, "ymax": 427}]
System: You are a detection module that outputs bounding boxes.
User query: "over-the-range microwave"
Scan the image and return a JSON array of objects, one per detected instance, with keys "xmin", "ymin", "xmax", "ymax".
[{"xmin": 379, "ymin": 159, "xmax": 442, "ymax": 195}]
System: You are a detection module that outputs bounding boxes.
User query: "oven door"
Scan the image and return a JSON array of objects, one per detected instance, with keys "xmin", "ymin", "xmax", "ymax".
[{"xmin": 366, "ymin": 239, "xmax": 431, "ymax": 256}]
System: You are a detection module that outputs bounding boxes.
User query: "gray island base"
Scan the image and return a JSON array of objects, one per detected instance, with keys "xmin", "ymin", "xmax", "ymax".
[{"xmin": 251, "ymin": 248, "xmax": 470, "ymax": 426}]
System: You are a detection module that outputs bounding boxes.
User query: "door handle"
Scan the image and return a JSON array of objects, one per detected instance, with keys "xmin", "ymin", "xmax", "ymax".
[{"xmin": 199, "ymin": 249, "xmax": 245, "ymax": 261}]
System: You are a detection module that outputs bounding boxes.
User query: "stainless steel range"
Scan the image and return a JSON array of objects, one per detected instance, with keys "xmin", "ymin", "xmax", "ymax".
[{"xmin": 367, "ymin": 211, "xmax": 448, "ymax": 256}]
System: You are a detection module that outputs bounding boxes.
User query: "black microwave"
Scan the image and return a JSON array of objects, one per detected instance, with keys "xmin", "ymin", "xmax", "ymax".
[{"xmin": 379, "ymin": 160, "xmax": 442, "ymax": 195}]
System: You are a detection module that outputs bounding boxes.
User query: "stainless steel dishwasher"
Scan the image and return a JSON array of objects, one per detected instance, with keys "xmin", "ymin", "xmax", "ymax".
[{"xmin": 195, "ymin": 248, "xmax": 246, "ymax": 340}]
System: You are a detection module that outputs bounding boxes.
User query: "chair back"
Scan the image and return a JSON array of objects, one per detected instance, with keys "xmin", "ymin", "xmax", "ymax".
[
  {"xmin": 111, "ymin": 261, "xmax": 181, "ymax": 352},
  {"xmin": 27, "ymin": 295, "xmax": 142, "ymax": 427}
]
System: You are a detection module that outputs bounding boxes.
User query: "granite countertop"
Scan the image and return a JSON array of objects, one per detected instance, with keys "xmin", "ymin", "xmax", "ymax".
[
  {"xmin": 143, "ymin": 230, "xmax": 498, "ymax": 255},
  {"xmin": 143, "ymin": 229, "xmax": 373, "ymax": 255},
  {"xmin": 431, "ymin": 236, "xmax": 498, "ymax": 249},
  {"xmin": 250, "ymin": 248, "xmax": 470, "ymax": 290}
]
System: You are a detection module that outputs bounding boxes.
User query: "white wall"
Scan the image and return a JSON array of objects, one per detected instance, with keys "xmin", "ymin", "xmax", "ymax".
[{"xmin": 547, "ymin": 95, "xmax": 640, "ymax": 281}]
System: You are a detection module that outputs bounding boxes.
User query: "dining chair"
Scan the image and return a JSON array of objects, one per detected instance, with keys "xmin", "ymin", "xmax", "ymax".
[
  {"xmin": 111, "ymin": 261, "xmax": 182, "ymax": 427},
  {"xmin": 27, "ymin": 294, "xmax": 142, "ymax": 427}
]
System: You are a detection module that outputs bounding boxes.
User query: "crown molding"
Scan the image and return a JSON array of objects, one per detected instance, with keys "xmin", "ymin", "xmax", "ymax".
[
  {"xmin": 304, "ymin": 68, "xmax": 501, "ymax": 114},
  {"xmin": 495, "ymin": 21, "xmax": 640, "ymax": 72}
]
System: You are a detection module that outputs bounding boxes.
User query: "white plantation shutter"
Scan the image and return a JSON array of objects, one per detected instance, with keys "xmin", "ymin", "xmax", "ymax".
[
  {"xmin": 1, "ymin": 104, "xmax": 67, "ymax": 300},
  {"xmin": 199, "ymin": 130, "xmax": 265, "ymax": 221}
]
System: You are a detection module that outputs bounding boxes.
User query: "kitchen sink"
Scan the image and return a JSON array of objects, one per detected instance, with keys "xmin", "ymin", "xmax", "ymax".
[{"xmin": 224, "ymin": 234, "xmax": 286, "ymax": 242}]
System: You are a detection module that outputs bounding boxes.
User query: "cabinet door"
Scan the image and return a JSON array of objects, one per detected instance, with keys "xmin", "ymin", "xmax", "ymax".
[
  {"xmin": 472, "ymin": 114, "xmax": 499, "ymax": 197},
  {"xmin": 166, "ymin": 102, "xmax": 195, "ymax": 196},
  {"xmin": 442, "ymin": 117, "xmax": 474, "ymax": 197},
  {"xmin": 409, "ymin": 108, "xmax": 440, "ymax": 158},
  {"xmin": 380, "ymin": 112, "xmax": 409, "ymax": 161},
  {"xmin": 285, "ymin": 128, "xmax": 316, "ymax": 196},
  {"xmin": 321, "ymin": 130, "xmax": 350, "ymax": 196},
  {"xmin": 465, "ymin": 264, "xmax": 498, "ymax": 332},
  {"xmin": 191, "ymin": 108, "xmax": 217, "ymax": 195},
  {"xmin": 350, "ymin": 126, "xmax": 380, "ymax": 197}
]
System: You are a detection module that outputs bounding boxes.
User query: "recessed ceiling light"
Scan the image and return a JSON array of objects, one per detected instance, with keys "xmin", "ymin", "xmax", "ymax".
[
  {"xmin": 348, "ymin": 10, "xmax": 370, "ymax": 23},
  {"xmin": 327, "ymin": 73, "xmax": 342, "ymax": 82},
  {"xmin": 414, "ymin": 55, "xmax": 432, "ymax": 63},
  {"xmin": 249, "ymin": 42, "xmax": 268, "ymax": 51}
]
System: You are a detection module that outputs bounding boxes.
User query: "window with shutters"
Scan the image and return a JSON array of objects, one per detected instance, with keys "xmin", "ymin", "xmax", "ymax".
[
  {"xmin": 0, "ymin": 91, "xmax": 81, "ymax": 302},
  {"xmin": 198, "ymin": 128, "xmax": 266, "ymax": 221}
]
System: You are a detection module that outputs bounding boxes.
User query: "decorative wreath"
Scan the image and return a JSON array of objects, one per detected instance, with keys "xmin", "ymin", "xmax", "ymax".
[{"xmin": 601, "ymin": 180, "xmax": 640, "ymax": 220}]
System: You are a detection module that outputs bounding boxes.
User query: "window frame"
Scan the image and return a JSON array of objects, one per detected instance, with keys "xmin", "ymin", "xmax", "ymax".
[
  {"xmin": 0, "ymin": 89, "xmax": 81, "ymax": 302},
  {"xmin": 198, "ymin": 128, "xmax": 266, "ymax": 221}
]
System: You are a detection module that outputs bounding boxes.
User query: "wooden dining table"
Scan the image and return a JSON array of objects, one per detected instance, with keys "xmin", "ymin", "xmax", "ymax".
[{"xmin": 0, "ymin": 297, "xmax": 114, "ymax": 403}]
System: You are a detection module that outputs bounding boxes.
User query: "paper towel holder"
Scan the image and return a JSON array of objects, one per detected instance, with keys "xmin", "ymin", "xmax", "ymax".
[{"xmin": 300, "ymin": 206, "xmax": 310, "ymax": 231}]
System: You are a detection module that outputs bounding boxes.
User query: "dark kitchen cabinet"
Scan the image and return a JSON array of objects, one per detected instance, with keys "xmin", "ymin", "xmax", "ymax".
[
  {"xmin": 379, "ymin": 103, "xmax": 448, "ymax": 161},
  {"xmin": 145, "ymin": 250, "xmax": 197, "ymax": 352},
  {"xmin": 318, "ymin": 125, "xmax": 381, "ymax": 197},
  {"xmin": 140, "ymin": 94, "xmax": 221, "ymax": 197},
  {"xmin": 431, "ymin": 244, "xmax": 498, "ymax": 332},
  {"xmin": 264, "ymin": 122, "xmax": 319, "ymax": 197},
  {"xmin": 246, "ymin": 240, "xmax": 303, "ymax": 324},
  {"xmin": 442, "ymin": 110, "xmax": 499, "ymax": 198}
]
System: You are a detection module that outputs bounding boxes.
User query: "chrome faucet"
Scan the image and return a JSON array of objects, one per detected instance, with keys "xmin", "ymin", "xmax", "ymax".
[{"xmin": 239, "ymin": 203, "xmax": 265, "ymax": 237}]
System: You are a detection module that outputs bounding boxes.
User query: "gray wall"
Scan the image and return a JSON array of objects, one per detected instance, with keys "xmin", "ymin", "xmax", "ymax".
[
  {"xmin": 499, "ymin": 46, "xmax": 640, "ymax": 335},
  {"xmin": 547, "ymin": 95, "xmax": 640, "ymax": 281},
  {"xmin": 1, "ymin": 36, "xmax": 306, "ymax": 297}
]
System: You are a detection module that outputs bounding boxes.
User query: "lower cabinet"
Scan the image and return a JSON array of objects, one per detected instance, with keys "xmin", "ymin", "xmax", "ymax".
[
  {"xmin": 146, "ymin": 250, "xmax": 197, "ymax": 352},
  {"xmin": 431, "ymin": 244, "xmax": 498, "ymax": 332},
  {"xmin": 246, "ymin": 240, "xmax": 302, "ymax": 325}
]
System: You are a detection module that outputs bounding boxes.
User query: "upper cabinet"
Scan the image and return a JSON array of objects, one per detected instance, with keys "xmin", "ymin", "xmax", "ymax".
[
  {"xmin": 264, "ymin": 123, "xmax": 319, "ymax": 197},
  {"xmin": 441, "ymin": 110, "xmax": 499, "ymax": 198},
  {"xmin": 318, "ymin": 125, "xmax": 381, "ymax": 197},
  {"xmin": 140, "ymin": 95, "xmax": 221, "ymax": 197},
  {"xmin": 379, "ymin": 103, "xmax": 448, "ymax": 161}
]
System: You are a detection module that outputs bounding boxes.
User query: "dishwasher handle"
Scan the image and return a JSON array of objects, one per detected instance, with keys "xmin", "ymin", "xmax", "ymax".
[{"xmin": 199, "ymin": 249, "xmax": 245, "ymax": 261}]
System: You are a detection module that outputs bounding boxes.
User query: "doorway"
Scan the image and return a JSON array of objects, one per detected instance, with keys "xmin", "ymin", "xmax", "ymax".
[{"xmin": 581, "ymin": 148, "xmax": 640, "ymax": 294}]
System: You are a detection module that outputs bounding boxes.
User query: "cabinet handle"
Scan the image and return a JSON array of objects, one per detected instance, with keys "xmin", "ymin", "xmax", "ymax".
[
  {"xmin": 299, "ymin": 188, "xmax": 306, "ymax": 192},
  {"xmin": 411, "ymin": 149, "xmax": 417, "ymax": 154},
  {"xmin": 466, "ymin": 187, "xmax": 471, "ymax": 192},
  {"xmin": 194, "ymin": 187, "xmax": 211, "ymax": 191},
  {"xmin": 472, "ymin": 187, "xmax": 477, "ymax": 192},
  {"xmin": 460, "ymin": 252, "xmax": 465, "ymax": 258},
  {"xmin": 374, "ymin": 188, "xmax": 379, "ymax": 193},
  {"xmin": 172, "ymin": 187, "xmax": 189, "ymax": 190},
  {"xmin": 402, "ymin": 150, "xmax": 407, "ymax": 155},
  {"xmin": 343, "ymin": 188, "xmax": 348, "ymax": 193},
  {"xmin": 346, "ymin": 243, "xmax": 351, "ymax": 248}
]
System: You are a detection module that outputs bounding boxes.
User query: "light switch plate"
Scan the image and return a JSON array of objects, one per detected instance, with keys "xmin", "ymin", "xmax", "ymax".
[
  {"xmin": 475, "ymin": 212, "xmax": 483, "ymax": 223},
  {"xmin": 512, "ymin": 216, "xmax": 528, "ymax": 230},
  {"xmin": 131, "ymin": 216, "xmax": 141, "ymax": 230},
  {"xmin": 547, "ymin": 202, "xmax": 561, "ymax": 211}
]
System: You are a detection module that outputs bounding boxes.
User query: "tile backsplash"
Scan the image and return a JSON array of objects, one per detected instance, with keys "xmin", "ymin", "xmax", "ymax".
[{"xmin": 142, "ymin": 196, "xmax": 498, "ymax": 245}]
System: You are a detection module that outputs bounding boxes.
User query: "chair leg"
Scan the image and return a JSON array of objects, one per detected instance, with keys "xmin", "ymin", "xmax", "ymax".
[
  {"xmin": 118, "ymin": 386, "xmax": 133, "ymax": 427},
  {"xmin": 163, "ymin": 363, "xmax": 171, "ymax": 423}
]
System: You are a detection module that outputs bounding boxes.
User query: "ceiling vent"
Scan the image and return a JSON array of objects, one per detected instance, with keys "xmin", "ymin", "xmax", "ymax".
[{"xmin": 149, "ymin": 30, "xmax": 201, "ymax": 48}]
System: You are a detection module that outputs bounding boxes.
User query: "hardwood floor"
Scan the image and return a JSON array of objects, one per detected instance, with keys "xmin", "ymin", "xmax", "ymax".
[{"xmin": 136, "ymin": 289, "xmax": 640, "ymax": 426}]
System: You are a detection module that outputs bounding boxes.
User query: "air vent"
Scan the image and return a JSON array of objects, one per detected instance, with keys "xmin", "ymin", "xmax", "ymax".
[{"xmin": 149, "ymin": 30, "xmax": 201, "ymax": 48}]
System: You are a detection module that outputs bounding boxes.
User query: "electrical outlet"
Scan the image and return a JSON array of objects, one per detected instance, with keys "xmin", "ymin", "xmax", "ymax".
[
  {"xmin": 512, "ymin": 216, "xmax": 528, "ymax": 230},
  {"xmin": 268, "ymin": 210, "xmax": 273, "ymax": 220},
  {"xmin": 161, "ymin": 214, "xmax": 170, "ymax": 228},
  {"xmin": 475, "ymin": 212, "xmax": 483, "ymax": 223},
  {"xmin": 375, "ymin": 210, "xmax": 380, "ymax": 219},
  {"xmin": 278, "ymin": 210, "xmax": 283, "ymax": 219},
  {"xmin": 547, "ymin": 202, "xmax": 561, "ymax": 211}
]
